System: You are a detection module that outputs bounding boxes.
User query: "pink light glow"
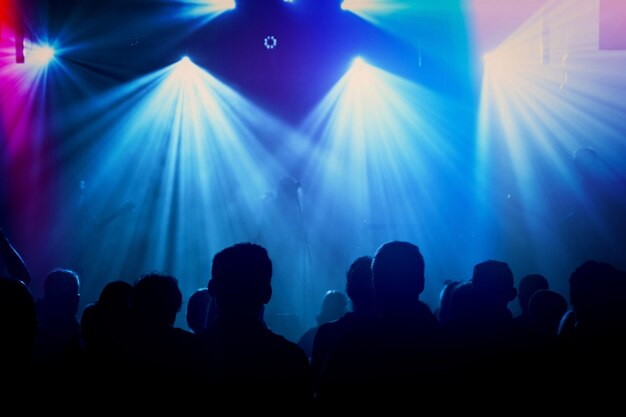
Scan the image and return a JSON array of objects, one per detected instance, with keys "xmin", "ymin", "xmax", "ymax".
[
  {"xmin": 468, "ymin": 0, "xmax": 548, "ymax": 55},
  {"xmin": 1, "ymin": 2, "xmax": 58, "ymax": 277},
  {"xmin": 600, "ymin": 0, "xmax": 626, "ymax": 50}
]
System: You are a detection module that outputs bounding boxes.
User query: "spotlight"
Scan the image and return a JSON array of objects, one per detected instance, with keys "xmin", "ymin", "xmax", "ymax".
[
  {"xmin": 176, "ymin": 56, "xmax": 196, "ymax": 74},
  {"xmin": 27, "ymin": 43, "xmax": 55, "ymax": 66},
  {"xmin": 348, "ymin": 56, "xmax": 373, "ymax": 85},
  {"xmin": 172, "ymin": 55, "xmax": 202, "ymax": 82},
  {"xmin": 351, "ymin": 56, "xmax": 366, "ymax": 68}
]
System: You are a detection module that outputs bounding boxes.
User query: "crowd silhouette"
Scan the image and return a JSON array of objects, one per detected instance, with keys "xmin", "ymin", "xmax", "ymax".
[
  {"xmin": 2, "ymin": 0, "xmax": 625, "ymax": 411},
  {"xmin": 2, "ymin": 224, "xmax": 626, "ymax": 409}
]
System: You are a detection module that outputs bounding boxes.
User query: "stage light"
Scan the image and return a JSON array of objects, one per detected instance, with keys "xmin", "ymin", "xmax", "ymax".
[
  {"xmin": 351, "ymin": 56, "xmax": 365, "ymax": 67},
  {"xmin": 341, "ymin": 0, "xmax": 404, "ymax": 15},
  {"xmin": 54, "ymin": 59, "xmax": 291, "ymax": 318},
  {"xmin": 174, "ymin": 56, "xmax": 197, "ymax": 75},
  {"xmin": 264, "ymin": 35, "xmax": 278, "ymax": 50},
  {"xmin": 346, "ymin": 56, "xmax": 375, "ymax": 89},
  {"xmin": 197, "ymin": 0, "xmax": 236, "ymax": 10},
  {"xmin": 183, "ymin": 0, "xmax": 236, "ymax": 16},
  {"xmin": 26, "ymin": 43, "xmax": 55, "ymax": 66}
]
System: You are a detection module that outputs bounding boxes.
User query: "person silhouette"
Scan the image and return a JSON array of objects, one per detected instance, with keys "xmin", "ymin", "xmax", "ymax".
[
  {"xmin": 316, "ymin": 241, "xmax": 442, "ymax": 408},
  {"xmin": 297, "ymin": 289, "xmax": 348, "ymax": 360},
  {"xmin": 195, "ymin": 242, "xmax": 314, "ymax": 407},
  {"xmin": 515, "ymin": 273, "xmax": 549, "ymax": 329},
  {"xmin": 0, "ymin": 276, "xmax": 37, "ymax": 390},
  {"xmin": 33, "ymin": 268, "xmax": 83, "ymax": 399},
  {"xmin": 185, "ymin": 287, "xmax": 212, "ymax": 334},
  {"xmin": 310, "ymin": 255, "xmax": 377, "ymax": 391},
  {"xmin": 255, "ymin": 176, "xmax": 310, "ymax": 340},
  {"xmin": 122, "ymin": 272, "xmax": 197, "ymax": 405}
]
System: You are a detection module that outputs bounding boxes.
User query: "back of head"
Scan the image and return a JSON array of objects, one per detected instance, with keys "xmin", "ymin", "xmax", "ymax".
[
  {"xmin": 97, "ymin": 280, "xmax": 132, "ymax": 332},
  {"xmin": 346, "ymin": 255, "xmax": 376, "ymax": 315},
  {"xmin": 209, "ymin": 242, "xmax": 272, "ymax": 318},
  {"xmin": 186, "ymin": 288, "xmax": 212, "ymax": 334},
  {"xmin": 44, "ymin": 268, "xmax": 80, "ymax": 298},
  {"xmin": 518, "ymin": 274, "xmax": 549, "ymax": 314},
  {"xmin": 131, "ymin": 273, "xmax": 182, "ymax": 327},
  {"xmin": 98, "ymin": 280, "xmax": 132, "ymax": 309},
  {"xmin": 569, "ymin": 260, "xmax": 626, "ymax": 328},
  {"xmin": 471, "ymin": 260, "xmax": 517, "ymax": 310},
  {"xmin": 372, "ymin": 241, "xmax": 425, "ymax": 316},
  {"xmin": 527, "ymin": 289, "xmax": 568, "ymax": 336},
  {"xmin": 41, "ymin": 268, "xmax": 80, "ymax": 321},
  {"xmin": 316, "ymin": 290, "xmax": 348, "ymax": 325},
  {"xmin": 448, "ymin": 280, "xmax": 476, "ymax": 326}
]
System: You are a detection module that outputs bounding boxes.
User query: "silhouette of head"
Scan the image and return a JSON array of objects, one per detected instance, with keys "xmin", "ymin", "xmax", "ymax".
[
  {"xmin": 517, "ymin": 273, "xmax": 549, "ymax": 315},
  {"xmin": 316, "ymin": 290, "xmax": 348, "ymax": 325},
  {"xmin": 98, "ymin": 280, "xmax": 132, "ymax": 324},
  {"xmin": 448, "ymin": 280, "xmax": 476, "ymax": 326},
  {"xmin": 209, "ymin": 242, "xmax": 273, "ymax": 319},
  {"xmin": 345, "ymin": 255, "xmax": 376, "ymax": 315},
  {"xmin": 371, "ymin": 241, "xmax": 425, "ymax": 316},
  {"xmin": 131, "ymin": 273, "xmax": 183, "ymax": 327},
  {"xmin": 42, "ymin": 268, "xmax": 80, "ymax": 320},
  {"xmin": 471, "ymin": 260, "xmax": 517, "ymax": 311},
  {"xmin": 527, "ymin": 289, "xmax": 568, "ymax": 336},
  {"xmin": 99, "ymin": 280, "xmax": 132, "ymax": 305},
  {"xmin": 186, "ymin": 287, "xmax": 212, "ymax": 334},
  {"xmin": 569, "ymin": 260, "xmax": 626, "ymax": 328}
]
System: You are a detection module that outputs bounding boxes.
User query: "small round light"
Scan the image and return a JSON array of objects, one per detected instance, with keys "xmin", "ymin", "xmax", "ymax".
[{"xmin": 264, "ymin": 35, "xmax": 278, "ymax": 50}]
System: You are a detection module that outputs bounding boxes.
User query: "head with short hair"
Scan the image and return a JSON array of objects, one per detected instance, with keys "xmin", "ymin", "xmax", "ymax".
[
  {"xmin": 346, "ymin": 255, "xmax": 376, "ymax": 316},
  {"xmin": 186, "ymin": 287, "xmax": 212, "ymax": 334},
  {"xmin": 372, "ymin": 241, "xmax": 425, "ymax": 315},
  {"xmin": 131, "ymin": 272, "xmax": 182, "ymax": 327},
  {"xmin": 209, "ymin": 242, "xmax": 273, "ymax": 319},
  {"xmin": 41, "ymin": 268, "xmax": 80, "ymax": 320},
  {"xmin": 316, "ymin": 290, "xmax": 349, "ymax": 325},
  {"xmin": 518, "ymin": 273, "xmax": 549, "ymax": 315},
  {"xmin": 471, "ymin": 260, "xmax": 517, "ymax": 310}
]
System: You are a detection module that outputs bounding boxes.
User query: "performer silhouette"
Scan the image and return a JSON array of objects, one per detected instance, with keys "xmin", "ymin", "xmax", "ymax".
[{"xmin": 254, "ymin": 176, "xmax": 310, "ymax": 340}]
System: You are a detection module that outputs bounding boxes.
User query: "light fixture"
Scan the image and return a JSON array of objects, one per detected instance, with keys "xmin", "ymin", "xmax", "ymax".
[{"xmin": 264, "ymin": 35, "xmax": 277, "ymax": 50}]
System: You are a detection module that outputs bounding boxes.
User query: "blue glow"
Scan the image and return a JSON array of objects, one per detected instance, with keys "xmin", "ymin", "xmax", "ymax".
[
  {"xmin": 477, "ymin": 0, "xmax": 626, "ymax": 281},
  {"xmin": 52, "ymin": 57, "xmax": 297, "ymax": 326},
  {"xmin": 292, "ymin": 56, "xmax": 471, "ymax": 309}
]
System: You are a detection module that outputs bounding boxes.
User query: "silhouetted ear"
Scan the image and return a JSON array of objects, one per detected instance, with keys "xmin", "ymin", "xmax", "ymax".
[
  {"xmin": 507, "ymin": 287, "xmax": 518, "ymax": 302},
  {"xmin": 261, "ymin": 286, "xmax": 272, "ymax": 304}
]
